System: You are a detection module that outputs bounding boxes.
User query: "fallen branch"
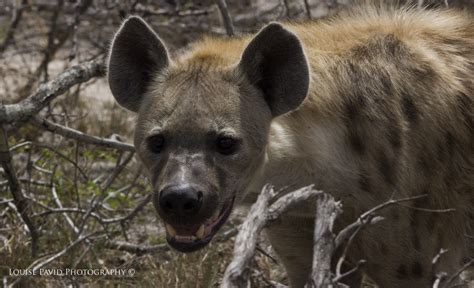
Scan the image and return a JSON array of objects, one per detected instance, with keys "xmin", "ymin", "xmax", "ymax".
[{"xmin": 104, "ymin": 240, "xmax": 169, "ymax": 255}]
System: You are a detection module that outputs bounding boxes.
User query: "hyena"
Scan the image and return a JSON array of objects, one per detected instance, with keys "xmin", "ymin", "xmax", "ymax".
[{"xmin": 107, "ymin": 6, "xmax": 473, "ymax": 288}]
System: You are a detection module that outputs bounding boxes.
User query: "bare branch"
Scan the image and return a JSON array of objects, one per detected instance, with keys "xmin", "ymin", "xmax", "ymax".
[
  {"xmin": 10, "ymin": 231, "xmax": 103, "ymax": 287},
  {"xmin": 0, "ymin": 0, "xmax": 28, "ymax": 54},
  {"xmin": 432, "ymin": 248, "xmax": 449, "ymax": 266},
  {"xmin": 214, "ymin": 0, "xmax": 235, "ymax": 36},
  {"xmin": 102, "ymin": 193, "xmax": 152, "ymax": 224},
  {"xmin": 303, "ymin": 0, "xmax": 312, "ymax": 19},
  {"xmin": 335, "ymin": 194, "xmax": 428, "ymax": 249},
  {"xmin": 441, "ymin": 258, "xmax": 473, "ymax": 288},
  {"xmin": 132, "ymin": 6, "xmax": 215, "ymax": 17},
  {"xmin": 305, "ymin": 193, "xmax": 341, "ymax": 288},
  {"xmin": 267, "ymin": 185, "xmax": 322, "ymax": 222},
  {"xmin": 221, "ymin": 185, "xmax": 276, "ymax": 287},
  {"xmin": 32, "ymin": 116, "xmax": 135, "ymax": 152},
  {"xmin": 222, "ymin": 185, "xmax": 331, "ymax": 287},
  {"xmin": 333, "ymin": 260, "xmax": 366, "ymax": 283},
  {"xmin": 0, "ymin": 126, "xmax": 39, "ymax": 257},
  {"xmin": 0, "ymin": 60, "xmax": 106, "ymax": 123},
  {"xmin": 104, "ymin": 240, "xmax": 169, "ymax": 255}
]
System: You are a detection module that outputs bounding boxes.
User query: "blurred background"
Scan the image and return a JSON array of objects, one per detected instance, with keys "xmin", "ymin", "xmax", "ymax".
[{"xmin": 0, "ymin": 0, "xmax": 473, "ymax": 286}]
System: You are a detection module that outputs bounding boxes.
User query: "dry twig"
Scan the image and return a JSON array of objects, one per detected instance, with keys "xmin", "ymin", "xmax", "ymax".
[{"xmin": 214, "ymin": 0, "xmax": 235, "ymax": 36}]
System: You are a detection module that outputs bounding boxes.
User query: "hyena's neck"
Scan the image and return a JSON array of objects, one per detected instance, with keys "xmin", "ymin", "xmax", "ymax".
[{"xmin": 256, "ymin": 115, "xmax": 360, "ymax": 199}]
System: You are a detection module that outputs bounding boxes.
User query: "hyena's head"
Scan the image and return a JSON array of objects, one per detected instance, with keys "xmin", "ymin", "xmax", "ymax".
[{"xmin": 108, "ymin": 16, "xmax": 309, "ymax": 252}]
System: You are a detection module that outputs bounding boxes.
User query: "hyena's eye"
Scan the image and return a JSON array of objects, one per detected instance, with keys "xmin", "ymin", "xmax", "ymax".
[
  {"xmin": 147, "ymin": 134, "xmax": 165, "ymax": 154},
  {"xmin": 216, "ymin": 136, "xmax": 239, "ymax": 155}
]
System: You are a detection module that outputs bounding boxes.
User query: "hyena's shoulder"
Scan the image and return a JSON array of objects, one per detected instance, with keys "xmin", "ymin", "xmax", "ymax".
[{"xmin": 282, "ymin": 7, "xmax": 473, "ymax": 209}]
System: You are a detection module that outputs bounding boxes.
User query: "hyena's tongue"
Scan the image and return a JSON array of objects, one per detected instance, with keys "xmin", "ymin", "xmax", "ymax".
[{"xmin": 166, "ymin": 223, "xmax": 200, "ymax": 236}]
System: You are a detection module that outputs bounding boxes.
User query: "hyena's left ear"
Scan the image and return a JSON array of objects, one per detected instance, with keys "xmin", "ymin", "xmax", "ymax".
[
  {"xmin": 108, "ymin": 16, "xmax": 169, "ymax": 112},
  {"xmin": 238, "ymin": 23, "xmax": 309, "ymax": 117}
]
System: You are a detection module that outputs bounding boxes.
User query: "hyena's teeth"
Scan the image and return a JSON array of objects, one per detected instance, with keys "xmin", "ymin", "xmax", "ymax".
[
  {"xmin": 195, "ymin": 225, "xmax": 205, "ymax": 239},
  {"xmin": 165, "ymin": 223, "xmax": 177, "ymax": 237}
]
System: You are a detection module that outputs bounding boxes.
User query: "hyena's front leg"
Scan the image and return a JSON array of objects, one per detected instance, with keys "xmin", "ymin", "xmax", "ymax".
[
  {"xmin": 265, "ymin": 215, "xmax": 314, "ymax": 287},
  {"xmin": 266, "ymin": 213, "xmax": 363, "ymax": 288}
]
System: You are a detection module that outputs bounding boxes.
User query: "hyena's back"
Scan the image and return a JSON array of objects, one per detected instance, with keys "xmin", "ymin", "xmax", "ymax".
[{"xmin": 184, "ymin": 7, "xmax": 474, "ymax": 287}]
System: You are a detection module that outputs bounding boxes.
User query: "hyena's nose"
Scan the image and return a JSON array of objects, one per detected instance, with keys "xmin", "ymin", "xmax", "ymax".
[{"xmin": 159, "ymin": 185, "xmax": 203, "ymax": 217}]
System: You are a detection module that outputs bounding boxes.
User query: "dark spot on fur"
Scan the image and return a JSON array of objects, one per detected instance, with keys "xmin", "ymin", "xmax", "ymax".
[
  {"xmin": 345, "ymin": 100, "xmax": 359, "ymax": 121},
  {"xmin": 427, "ymin": 214, "xmax": 436, "ymax": 232},
  {"xmin": 412, "ymin": 262, "xmax": 423, "ymax": 278},
  {"xmin": 411, "ymin": 64, "xmax": 437, "ymax": 83},
  {"xmin": 380, "ymin": 243, "xmax": 389, "ymax": 255},
  {"xmin": 402, "ymin": 95, "xmax": 419, "ymax": 124},
  {"xmin": 358, "ymin": 173, "xmax": 371, "ymax": 193},
  {"xmin": 344, "ymin": 94, "xmax": 367, "ymax": 155},
  {"xmin": 436, "ymin": 231, "xmax": 444, "ymax": 250},
  {"xmin": 378, "ymin": 151, "xmax": 395, "ymax": 185},
  {"xmin": 392, "ymin": 211, "xmax": 400, "ymax": 221},
  {"xmin": 445, "ymin": 132, "xmax": 455, "ymax": 156},
  {"xmin": 412, "ymin": 233, "xmax": 421, "ymax": 250},
  {"xmin": 382, "ymin": 34, "xmax": 401, "ymax": 56},
  {"xmin": 388, "ymin": 123, "xmax": 402, "ymax": 149},
  {"xmin": 409, "ymin": 203, "xmax": 422, "ymax": 250},
  {"xmin": 436, "ymin": 141, "xmax": 446, "ymax": 162},
  {"xmin": 396, "ymin": 264, "xmax": 408, "ymax": 279},
  {"xmin": 380, "ymin": 70, "xmax": 394, "ymax": 95},
  {"xmin": 444, "ymin": 167, "xmax": 457, "ymax": 188},
  {"xmin": 457, "ymin": 93, "xmax": 473, "ymax": 135},
  {"xmin": 348, "ymin": 131, "xmax": 365, "ymax": 154},
  {"xmin": 417, "ymin": 149, "xmax": 435, "ymax": 176}
]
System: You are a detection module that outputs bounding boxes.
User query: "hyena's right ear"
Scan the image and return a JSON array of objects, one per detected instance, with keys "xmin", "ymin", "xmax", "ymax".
[
  {"xmin": 108, "ymin": 16, "xmax": 169, "ymax": 112},
  {"xmin": 238, "ymin": 23, "xmax": 309, "ymax": 117}
]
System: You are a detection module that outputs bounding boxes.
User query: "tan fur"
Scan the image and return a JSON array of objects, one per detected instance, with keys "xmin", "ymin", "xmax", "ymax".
[
  {"xmin": 109, "ymin": 6, "xmax": 473, "ymax": 288},
  {"xmin": 181, "ymin": 7, "xmax": 473, "ymax": 287}
]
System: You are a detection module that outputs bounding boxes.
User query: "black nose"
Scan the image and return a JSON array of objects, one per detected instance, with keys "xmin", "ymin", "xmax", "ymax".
[{"xmin": 159, "ymin": 185, "xmax": 203, "ymax": 217}]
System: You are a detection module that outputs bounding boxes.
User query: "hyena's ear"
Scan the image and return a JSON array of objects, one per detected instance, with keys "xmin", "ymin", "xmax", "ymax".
[
  {"xmin": 238, "ymin": 23, "xmax": 309, "ymax": 117},
  {"xmin": 108, "ymin": 16, "xmax": 169, "ymax": 112}
]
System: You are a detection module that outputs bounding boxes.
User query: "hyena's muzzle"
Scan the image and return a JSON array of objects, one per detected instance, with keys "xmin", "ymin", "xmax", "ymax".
[{"xmin": 151, "ymin": 155, "xmax": 235, "ymax": 253}]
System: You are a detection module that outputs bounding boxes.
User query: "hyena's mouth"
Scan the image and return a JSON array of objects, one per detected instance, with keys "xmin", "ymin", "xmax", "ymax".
[{"xmin": 164, "ymin": 196, "xmax": 235, "ymax": 253}]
